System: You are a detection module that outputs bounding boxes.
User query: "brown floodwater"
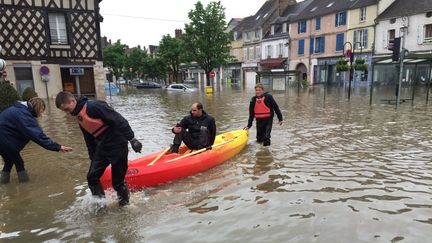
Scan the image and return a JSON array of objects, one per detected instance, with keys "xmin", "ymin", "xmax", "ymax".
[{"xmin": 1, "ymin": 84, "xmax": 431, "ymax": 242}]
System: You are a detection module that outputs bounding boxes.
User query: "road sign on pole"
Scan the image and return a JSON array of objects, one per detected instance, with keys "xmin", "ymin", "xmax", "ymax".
[{"xmin": 210, "ymin": 71, "xmax": 215, "ymax": 78}]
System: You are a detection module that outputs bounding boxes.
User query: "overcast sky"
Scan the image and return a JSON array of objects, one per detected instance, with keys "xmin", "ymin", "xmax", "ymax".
[{"xmin": 100, "ymin": 0, "xmax": 266, "ymax": 48}]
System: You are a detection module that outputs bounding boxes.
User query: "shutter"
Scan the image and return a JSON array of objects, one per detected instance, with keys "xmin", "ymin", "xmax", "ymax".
[
  {"xmin": 321, "ymin": 37, "xmax": 325, "ymax": 53},
  {"xmin": 364, "ymin": 29, "xmax": 368, "ymax": 48},
  {"xmin": 418, "ymin": 25, "xmax": 424, "ymax": 45},
  {"xmin": 383, "ymin": 30, "xmax": 388, "ymax": 49},
  {"xmin": 310, "ymin": 38, "xmax": 315, "ymax": 54},
  {"xmin": 343, "ymin": 12, "xmax": 347, "ymax": 25},
  {"xmin": 298, "ymin": 23, "xmax": 300, "ymax": 33},
  {"xmin": 335, "ymin": 13, "xmax": 338, "ymax": 26},
  {"xmin": 354, "ymin": 30, "xmax": 358, "ymax": 47}
]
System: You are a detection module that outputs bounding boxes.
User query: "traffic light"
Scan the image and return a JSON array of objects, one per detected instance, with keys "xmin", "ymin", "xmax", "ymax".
[{"xmin": 388, "ymin": 37, "xmax": 401, "ymax": 62}]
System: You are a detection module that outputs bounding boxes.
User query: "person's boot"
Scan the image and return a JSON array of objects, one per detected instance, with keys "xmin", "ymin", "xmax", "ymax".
[
  {"xmin": 0, "ymin": 172, "xmax": 10, "ymax": 184},
  {"xmin": 89, "ymin": 182, "xmax": 105, "ymax": 198},
  {"xmin": 117, "ymin": 184, "xmax": 130, "ymax": 207},
  {"xmin": 263, "ymin": 140, "xmax": 271, "ymax": 147},
  {"xmin": 17, "ymin": 170, "xmax": 29, "ymax": 182}
]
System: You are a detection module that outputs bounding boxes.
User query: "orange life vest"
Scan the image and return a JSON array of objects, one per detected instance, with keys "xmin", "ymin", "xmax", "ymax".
[
  {"xmin": 77, "ymin": 103, "xmax": 108, "ymax": 138},
  {"xmin": 254, "ymin": 96, "xmax": 271, "ymax": 118}
]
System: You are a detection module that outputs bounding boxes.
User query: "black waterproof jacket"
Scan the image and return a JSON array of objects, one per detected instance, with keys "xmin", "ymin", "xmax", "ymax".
[
  {"xmin": 175, "ymin": 111, "xmax": 216, "ymax": 147},
  {"xmin": 71, "ymin": 97, "xmax": 134, "ymax": 160},
  {"xmin": 247, "ymin": 92, "xmax": 283, "ymax": 128}
]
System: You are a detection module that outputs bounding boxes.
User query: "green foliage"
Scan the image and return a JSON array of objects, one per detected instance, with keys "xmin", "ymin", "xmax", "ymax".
[
  {"xmin": 22, "ymin": 87, "xmax": 38, "ymax": 101},
  {"xmin": 336, "ymin": 58, "xmax": 349, "ymax": 72},
  {"xmin": 103, "ymin": 40, "xmax": 127, "ymax": 78},
  {"xmin": 354, "ymin": 58, "xmax": 368, "ymax": 71},
  {"xmin": 157, "ymin": 34, "xmax": 185, "ymax": 82},
  {"xmin": 125, "ymin": 46, "xmax": 148, "ymax": 79},
  {"xmin": 143, "ymin": 57, "xmax": 167, "ymax": 81},
  {"xmin": 183, "ymin": 1, "xmax": 231, "ymax": 84},
  {"xmin": 0, "ymin": 82, "xmax": 20, "ymax": 112}
]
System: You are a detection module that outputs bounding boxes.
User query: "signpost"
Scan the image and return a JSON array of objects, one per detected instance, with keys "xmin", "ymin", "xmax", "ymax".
[
  {"xmin": 39, "ymin": 66, "xmax": 50, "ymax": 99},
  {"xmin": 70, "ymin": 67, "xmax": 84, "ymax": 95}
]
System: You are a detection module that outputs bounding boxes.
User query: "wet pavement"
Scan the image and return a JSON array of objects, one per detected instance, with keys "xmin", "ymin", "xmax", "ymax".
[{"xmin": 0, "ymin": 84, "xmax": 431, "ymax": 242}]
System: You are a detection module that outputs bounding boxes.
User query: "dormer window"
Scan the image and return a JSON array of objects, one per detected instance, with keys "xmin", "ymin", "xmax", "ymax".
[
  {"xmin": 327, "ymin": 2, "xmax": 334, "ymax": 8},
  {"xmin": 390, "ymin": 18, "xmax": 396, "ymax": 24},
  {"xmin": 283, "ymin": 23, "xmax": 287, "ymax": 33},
  {"xmin": 271, "ymin": 25, "xmax": 275, "ymax": 35},
  {"xmin": 310, "ymin": 7, "xmax": 317, "ymax": 12}
]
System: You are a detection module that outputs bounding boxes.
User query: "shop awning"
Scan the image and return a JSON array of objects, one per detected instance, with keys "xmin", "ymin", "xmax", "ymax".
[{"xmin": 260, "ymin": 58, "xmax": 285, "ymax": 68}]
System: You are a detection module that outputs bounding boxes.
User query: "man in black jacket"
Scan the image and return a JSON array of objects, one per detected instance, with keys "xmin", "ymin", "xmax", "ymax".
[
  {"xmin": 171, "ymin": 102, "xmax": 216, "ymax": 153},
  {"xmin": 55, "ymin": 92, "xmax": 142, "ymax": 206},
  {"xmin": 245, "ymin": 83, "xmax": 283, "ymax": 146}
]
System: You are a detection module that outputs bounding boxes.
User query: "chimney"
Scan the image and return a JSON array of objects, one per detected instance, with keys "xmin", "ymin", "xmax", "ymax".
[
  {"xmin": 175, "ymin": 29, "xmax": 183, "ymax": 39},
  {"xmin": 279, "ymin": 0, "xmax": 297, "ymax": 15}
]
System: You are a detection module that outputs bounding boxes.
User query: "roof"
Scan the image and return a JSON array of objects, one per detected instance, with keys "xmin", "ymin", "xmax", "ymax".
[
  {"xmin": 349, "ymin": 0, "xmax": 379, "ymax": 10},
  {"xmin": 272, "ymin": 0, "xmax": 314, "ymax": 24},
  {"xmin": 244, "ymin": 0, "xmax": 279, "ymax": 31},
  {"xmin": 233, "ymin": 15, "xmax": 255, "ymax": 31},
  {"xmin": 292, "ymin": 0, "xmax": 354, "ymax": 21},
  {"xmin": 377, "ymin": 0, "xmax": 432, "ymax": 20}
]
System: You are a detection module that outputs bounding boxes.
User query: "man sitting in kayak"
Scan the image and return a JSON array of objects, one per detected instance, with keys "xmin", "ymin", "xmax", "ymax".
[{"xmin": 171, "ymin": 102, "xmax": 216, "ymax": 153}]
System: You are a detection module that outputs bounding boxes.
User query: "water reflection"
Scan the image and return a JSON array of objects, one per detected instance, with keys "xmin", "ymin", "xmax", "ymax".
[{"xmin": 1, "ymin": 85, "xmax": 432, "ymax": 242}]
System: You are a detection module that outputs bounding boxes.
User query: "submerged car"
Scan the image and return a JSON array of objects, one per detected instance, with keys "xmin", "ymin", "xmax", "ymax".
[
  {"xmin": 135, "ymin": 81, "xmax": 162, "ymax": 89},
  {"xmin": 166, "ymin": 83, "xmax": 197, "ymax": 92}
]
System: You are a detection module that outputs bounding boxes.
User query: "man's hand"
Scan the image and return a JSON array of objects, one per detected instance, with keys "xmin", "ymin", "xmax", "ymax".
[
  {"xmin": 173, "ymin": 126, "xmax": 182, "ymax": 134},
  {"xmin": 130, "ymin": 138, "xmax": 142, "ymax": 153},
  {"xmin": 279, "ymin": 121, "xmax": 283, "ymax": 126},
  {"xmin": 60, "ymin": 145, "xmax": 72, "ymax": 152},
  {"xmin": 243, "ymin": 126, "xmax": 250, "ymax": 130}
]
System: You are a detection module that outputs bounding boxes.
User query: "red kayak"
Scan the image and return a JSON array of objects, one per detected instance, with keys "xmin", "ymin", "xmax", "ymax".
[{"xmin": 100, "ymin": 130, "xmax": 248, "ymax": 190}]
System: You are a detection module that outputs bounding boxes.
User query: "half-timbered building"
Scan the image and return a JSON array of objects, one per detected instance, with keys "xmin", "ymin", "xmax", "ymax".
[{"xmin": 0, "ymin": 0, "xmax": 105, "ymax": 98}]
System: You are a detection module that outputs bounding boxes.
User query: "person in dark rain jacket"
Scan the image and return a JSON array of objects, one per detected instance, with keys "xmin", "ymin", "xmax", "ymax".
[
  {"xmin": 244, "ymin": 83, "xmax": 283, "ymax": 146},
  {"xmin": 0, "ymin": 98, "xmax": 72, "ymax": 184},
  {"xmin": 55, "ymin": 91, "xmax": 142, "ymax": 206},
  {"xmin": 170, "ymin": 102, "xmax": 216, "ymax": 153}
]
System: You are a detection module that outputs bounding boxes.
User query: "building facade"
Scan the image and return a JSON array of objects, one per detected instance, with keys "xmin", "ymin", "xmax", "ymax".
[
  {"xmin": 0, "ymin": 0, "xmax": 105, "ymax": 98},
  {"xmin": 374, "ymin": 0, "xmax": 432, "ymax": 86}
]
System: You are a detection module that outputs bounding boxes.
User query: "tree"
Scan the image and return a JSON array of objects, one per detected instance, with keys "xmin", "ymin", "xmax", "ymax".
[
  {"xmin": 157, "ymin": 35, "xmax": 184, "ymax": 83},
  {"xmin": 183, "ymin": 1, "xmax": 232, "ymax": 86},
  {"xmin": 125, "ymin": 46, "xmax": 148, "ymax": 80},
  {"xmin": 103, "ymin": 40, "xmax": 127, "ymax": 79},
  {"xmin": 143, "ymin": 57, "xmax": 167, "ymax": 81}
]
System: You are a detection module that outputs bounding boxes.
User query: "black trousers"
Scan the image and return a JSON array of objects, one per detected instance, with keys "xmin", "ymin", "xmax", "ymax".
[
  {"xmin": 256, "ymin": 117, "xmax": 273, "ymax": 143},
  {"xmin": 0, "ymin": 146, "xmax": 25, "ymax": 173},
  {"xmin": 173, "ymin": 130, "xmax": 204, "ymax": 150},
  {"xmin": 87, "ymin": 145, "xmax": 128, "ymax": 191}
]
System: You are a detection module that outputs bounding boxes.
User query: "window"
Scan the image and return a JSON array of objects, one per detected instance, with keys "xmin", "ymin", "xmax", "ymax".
[
  {"xmin": 283, "ymin": 23, "xmax": 287, "ymax": 33},
  {"xmin": 278, "ymin": 43, "xmax": 284, "ymax": 57},
  {"xmin": 360, "ymin": 7, "xmax": 366, "ymax": 22},
  {"xmin": 48, "ymin": 13, "xmax": 68, "ymax": 44},
  {"xmin": 255, "ymin": 30, "xmax": 260, "ymax": 39},
  {"xmin": 336, "ymin": 33, "xmax": 344, "ymax": 51},
  {"xmin": 249, "ymin": 47, "xmax": 255, "ymax": 60},
  {"xmin": 388, "ymin": 29, "xmax": 396, "ymax": 41},
  {"xmin": 271, "ymin": 25, "xmax": 275, "ymax": 35},
  {"xmin": 390, "ymin": 18, "xmax": 396, "ymax": 24},
  {"xmin": 425, "ymin": 24, "xmax": 432, "ymax": 43},
  {"xmin": 298, "ymin": 20, "xmax": 307, "ymax": 34},
  {"xmin": 256, "ymin": 46, "xmax": 261, "ymax": 59},
  {"xmin": 335, "ymin": 12, "xmax": 347, "ymax": 27},
  {"xmin": 316, "ymin": 17, "xmax": 321, "ymax": 31},
  {"xmin": 266, "ymin": 45, "xmax": 273, "ymax": 58},
  {"xmin": 243, "ymin": 48, "xmax": 247, "ymax": 60},
  {"xmin": 354, "ymin": 29, "xmax": 368, "ymax": 49},
  {"xmin": 298, "ymin": 39, "xmax": 305, "ymax": 55},
  {"xmin": 310, "ymin": 36, "xmax": 325, "ymax": 54}
]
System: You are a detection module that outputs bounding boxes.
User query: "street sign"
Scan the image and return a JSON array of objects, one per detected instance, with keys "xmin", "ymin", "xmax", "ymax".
[
  {"xmin": 70, "ymin": 67, "xmax": 84, "ymax": 76},
  {"xmin": 210, "ymin": 71, "xmax": 215, "ymax": 78},
  {"xmin": 345, "ymin": 49, "xmax": 352, "ymax": 61},
  {"xmin": 39, "ymin": 66, "xmax": 50, "ymax": 76}
]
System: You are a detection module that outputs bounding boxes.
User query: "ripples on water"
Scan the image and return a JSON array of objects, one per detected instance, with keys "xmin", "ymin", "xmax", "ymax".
[{"xmin": 0, "ymin": 86, "xmax": 431, "ymax": 242}]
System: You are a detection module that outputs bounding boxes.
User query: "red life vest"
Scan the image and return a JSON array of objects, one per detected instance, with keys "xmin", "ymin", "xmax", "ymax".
[
  {"xmin": 254, "ymin": 96, "xmax": 271, "ymax": 118},
  {"xmin": 77, "ymin": 103, "xmax": 108, "ymax": 138}
]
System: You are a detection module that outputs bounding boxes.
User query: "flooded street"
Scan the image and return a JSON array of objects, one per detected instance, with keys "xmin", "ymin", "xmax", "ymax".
[{"xmin": 1, "ymin": 85, "xmax": 432, "ymax": 242}]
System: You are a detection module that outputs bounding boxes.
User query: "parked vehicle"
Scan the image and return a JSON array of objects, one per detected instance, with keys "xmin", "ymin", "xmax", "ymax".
[
  {"xmin": 117, "ymin": 77, "xmax": 128, "ymax": 84},
  {"xmin": 135, "ymin": 81, "xmax": 162, "ymax": 89},
  {"xmin": 166, "ymin": 83, "xmax": 197, "ymax": 92},
  {"xmin": 104, "ymin": 83, "xmax": 119, "ymax": 96}
]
